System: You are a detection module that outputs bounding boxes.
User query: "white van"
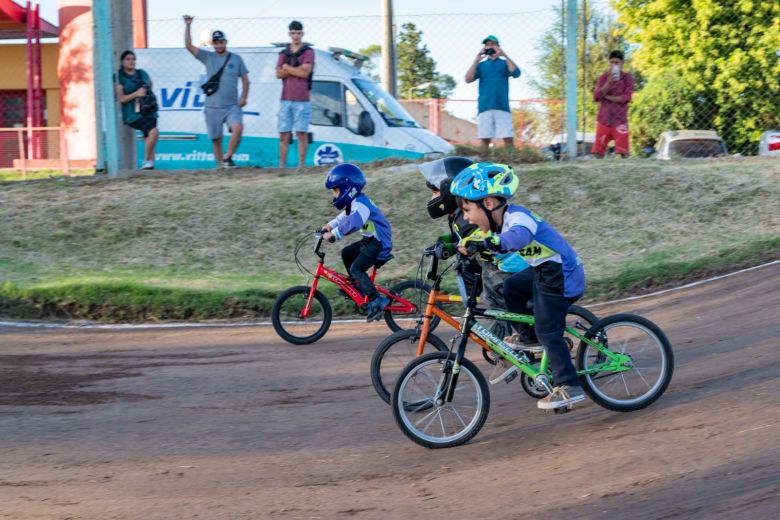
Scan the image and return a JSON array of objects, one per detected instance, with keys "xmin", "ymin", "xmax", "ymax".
[{"xmin": 134, "ymin": 46, "xmax": 453, "ymax": 169}]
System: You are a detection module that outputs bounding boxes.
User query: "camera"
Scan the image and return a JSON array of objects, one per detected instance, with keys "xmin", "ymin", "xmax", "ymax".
[{"xmin": 482, "ymin": 48, "xmax": 496, "ymax": 56}]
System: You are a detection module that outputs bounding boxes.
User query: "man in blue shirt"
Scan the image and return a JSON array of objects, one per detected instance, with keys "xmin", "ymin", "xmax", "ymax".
[{"xmin": 465, "ymin": 35, "xmax": 521, "ymax": 153}]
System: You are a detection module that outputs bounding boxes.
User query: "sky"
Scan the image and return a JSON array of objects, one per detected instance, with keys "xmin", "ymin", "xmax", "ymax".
[{"xmin": 34, "ymin": 1, "xmax": 614, "ymax": 119}]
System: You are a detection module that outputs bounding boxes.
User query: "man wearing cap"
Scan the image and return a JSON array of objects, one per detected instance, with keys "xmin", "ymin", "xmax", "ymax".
[
  {"xmin": 465, "ymin": 35, "xmax": 521, "ymax": 153},
  {"xmin": 184, "ymin": 15, "xmax": 249, "ymax": 169}
]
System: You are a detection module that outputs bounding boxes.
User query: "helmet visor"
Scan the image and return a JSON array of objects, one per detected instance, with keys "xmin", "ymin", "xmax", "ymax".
[{"xmin": 418, "ymin": 159, "xmax": 449, "ymax": 190}]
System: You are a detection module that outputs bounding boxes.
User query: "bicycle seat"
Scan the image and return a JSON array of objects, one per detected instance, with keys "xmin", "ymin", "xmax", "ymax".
[{"xmin": 373, "ymin": 254, "xmax": 394, "ymax": 269}]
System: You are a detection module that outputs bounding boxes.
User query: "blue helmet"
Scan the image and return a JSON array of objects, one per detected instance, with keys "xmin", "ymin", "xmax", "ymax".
[
  {"xmin": 325, "ymin": 163, "xmax": 366, "ymax": 209},
  {"xmin": 449, "ymin": 162, "xmax": 518, "ymax": 201}
]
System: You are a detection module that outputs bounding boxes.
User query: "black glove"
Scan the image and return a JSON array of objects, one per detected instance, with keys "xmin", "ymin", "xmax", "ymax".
[{"xmin": 483, "ymin": 234, "xmax": 502, "ymax": 252}]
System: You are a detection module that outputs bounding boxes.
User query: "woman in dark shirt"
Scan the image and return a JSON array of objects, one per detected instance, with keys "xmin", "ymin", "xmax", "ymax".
[{"xmin": 114, "ymin": 50, "xmax": 159, "ymax": 170}]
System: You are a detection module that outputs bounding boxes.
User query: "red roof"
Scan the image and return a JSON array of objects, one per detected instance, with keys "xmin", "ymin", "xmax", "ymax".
[{"xmin": 0, "ymin": 0, "xmax": 59, "ymax": 39}]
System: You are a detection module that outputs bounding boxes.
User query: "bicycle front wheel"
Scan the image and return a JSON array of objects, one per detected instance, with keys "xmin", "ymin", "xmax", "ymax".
[
  {"xmin": 384, "ymin": 279, "xmax": 441, "ymax": 333},
  {"xmin": 576, "ymin": 313, "xmax": 674, "ymax": 412},
  {"xmin": 271, "ymin": 286, "xmax": 332, "ymax": 344},
  {"xmin": 370, "ymin": 329, "xmax": 448, "ymax": 404},
  {"xmin": 392, "ymin": 352, "xmax": 490, "ymax": 449}
]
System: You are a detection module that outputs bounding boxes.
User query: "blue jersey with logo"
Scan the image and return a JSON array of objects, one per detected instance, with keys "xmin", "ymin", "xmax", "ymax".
[
  {"xmin": 328, "ymin": 193, "xmax": 393, "ymax": 260},
  {"xmin": 495, "ymin": 205, "xmax": 585, "ymax": 297}
]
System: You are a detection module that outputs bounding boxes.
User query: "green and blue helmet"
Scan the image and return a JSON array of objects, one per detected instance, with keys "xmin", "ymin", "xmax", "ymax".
[{"xmin": 449, "ymin": 162, "xmax": 518, "ymax": 201}]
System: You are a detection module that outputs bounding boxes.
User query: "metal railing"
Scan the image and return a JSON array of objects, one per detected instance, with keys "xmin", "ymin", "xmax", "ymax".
[{"xmin": 0, "ymin": 126, "xmax": 70, "ymax": 176}]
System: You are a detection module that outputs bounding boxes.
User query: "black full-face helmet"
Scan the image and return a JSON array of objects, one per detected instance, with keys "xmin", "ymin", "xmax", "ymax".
[{"xmin": 418, "ymin": 156, "xmax": 475, "ymax": 219}]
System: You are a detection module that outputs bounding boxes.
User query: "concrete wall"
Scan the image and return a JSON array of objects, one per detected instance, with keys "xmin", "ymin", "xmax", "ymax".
[
  {"xmin": 0, "ymin": 43, "xmax": 60, "ymax": 126},
  {"xmin": 57, "ymin": 0, "xmax": 96, "ymax": 162}
]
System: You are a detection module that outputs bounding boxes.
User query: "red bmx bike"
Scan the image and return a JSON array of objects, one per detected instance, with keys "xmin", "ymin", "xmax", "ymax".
[{"xmin": 272, "ymin": 232, "xmax": 438, "ymax": 344}]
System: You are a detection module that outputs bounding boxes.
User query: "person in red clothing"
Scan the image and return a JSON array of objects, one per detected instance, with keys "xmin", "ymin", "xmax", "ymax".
[
  {"xmin": 592, "ymin": 50, "xmax": 635, "ymax": 158},
  {"xmin": 276, "ymin": 20, "xmax": 315, "ymax": 169}
]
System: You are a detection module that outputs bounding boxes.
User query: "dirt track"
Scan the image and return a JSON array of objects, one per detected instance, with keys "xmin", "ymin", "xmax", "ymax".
[{"xmin": 1, "ymin": 263, "xmax": 779, "ymax": 519}]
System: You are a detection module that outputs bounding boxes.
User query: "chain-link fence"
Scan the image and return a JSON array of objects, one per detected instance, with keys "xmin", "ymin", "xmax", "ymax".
[{"xmin": 9, "ymin": 1, "xmax": 777, "ymax": 170}]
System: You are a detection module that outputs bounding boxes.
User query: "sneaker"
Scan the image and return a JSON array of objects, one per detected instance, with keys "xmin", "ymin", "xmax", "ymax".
[
  {"xmin": 537, "ymin": 384, "xmax": 586, "ymax": 411},
  {"xmin": 365, "ymin": 295, "xmax": 390, "ymax": 322},
  {"xmin": 504, "ymin": 333, "xmax": 543, "ymax": 354},
  {"xmin": 141, "ymin": 160, "xmax": 154, "ymax": 170},
  {"xmin": 221, "ymin": 157, "xmax": 237, "ymax": 169},
  {"xmin": 488, "ymin": 358, "xmax": 518, "ymax": 385}
]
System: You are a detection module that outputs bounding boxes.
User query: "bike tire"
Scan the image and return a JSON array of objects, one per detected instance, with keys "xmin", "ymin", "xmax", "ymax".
[
  {"xmin": 392, "ymin": 352, "xmax": 490, "ymax": 449},
  {"xmin": 271, "ymin": 286, "xmax": 332, "ymax": 345},
  {"xmin": 370, "ymin": 329, "xmax": 449, "ymax": 404},
  {"xmin": 383, "ymin": 279, "xmax": 441, "ymax": 333},
  {"xmin": 576, "ymin": 313, "xmax": 674, "ymax": 412}
]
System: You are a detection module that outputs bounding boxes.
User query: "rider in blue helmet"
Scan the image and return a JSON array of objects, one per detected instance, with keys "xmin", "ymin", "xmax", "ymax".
[
  {"xmin": 451, "ymin": 162, "xmax": 588, "ymax": 412},
  {"xmin": 322, "ymin": 164, "xmax": 393, "ymax": 321}
]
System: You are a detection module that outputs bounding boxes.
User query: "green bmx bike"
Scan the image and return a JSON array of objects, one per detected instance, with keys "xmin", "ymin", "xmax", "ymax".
[{"xmin": 391, "ymin": 253, "xmax": 674, "ymax": 449}]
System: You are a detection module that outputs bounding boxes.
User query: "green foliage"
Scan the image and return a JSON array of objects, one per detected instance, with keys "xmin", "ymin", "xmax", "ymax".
[
  {"xmin": 532, "ymin": 3, "xmax": 627, "ymax": 136},
  {"xmin": 396, "ymin": 23, "xmax": 456, "ymax": 99},
  {"xmin": 357, "ymin": 44, "xmax": 381, "ymax": 83},
  {"xmin": 615, "ymin": 0, "xmax": 780, "ymax": 154}
]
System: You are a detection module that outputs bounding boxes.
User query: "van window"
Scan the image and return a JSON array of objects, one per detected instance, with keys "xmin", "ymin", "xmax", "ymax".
[
  {"xmin": 311, "ymin": 81, "xmax": 343, "ymax": 127},
  {"xmin": 353, "ymin": 78, "xmax": 419, "ymax": 128},
  {"xmin": 345, "ymin": 89, "xmax": 363, "ymax": 134}
]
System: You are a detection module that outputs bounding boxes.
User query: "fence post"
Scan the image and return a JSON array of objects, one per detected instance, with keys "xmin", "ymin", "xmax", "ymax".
[
  {"xmin": 93, "ymin": 0, "xmax": 120, "ymax": 176},
  {"xmin": 518, "ymin": 101, "xmax": 525, "ymax": 146},
  {"xmin": 17, "ymin": 128, "xmax": 27, "ymax": 177},
  {"xmin": 60, "ymin": 127, "xmax": 70, "ymax": 176},
  {"xmin": 565, "ymin": 0, "xmax": 579, "ymax": 160}
]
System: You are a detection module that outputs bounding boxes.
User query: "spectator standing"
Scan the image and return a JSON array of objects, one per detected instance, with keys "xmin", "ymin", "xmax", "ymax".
[
  {"xmin": 114, "ymin": 50, "xmax": 159, "ymax": 170},
  {"xmin": 592, "ymin": 50, "xmax": 635, "ymax": 158},
  {"xmin": 184, "ymin": 15, "xmax": 250, "ymax": 169},
  {"xmin": 276, "ymin": 20, "xmax": 315, "ymax": 169},
  {"xmin": 465, "ymin": 35, "xmax": 521, "ymax": 154}
]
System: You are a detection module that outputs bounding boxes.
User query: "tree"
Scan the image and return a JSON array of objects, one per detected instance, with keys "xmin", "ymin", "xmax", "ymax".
[
  {"xmin": 358, "ymin": 44, "xmax": 381, "ymax": 83},
  {"xmin": 396, "ymin": 22, "xmax": 455, "ymax": 99},
  {"xmin": 615, "ymin": 0, "xmax": 780, "ymax": 154},
  {"xmin": 532, "ymin": 3, "xmax": 628, "ymax": 138}
]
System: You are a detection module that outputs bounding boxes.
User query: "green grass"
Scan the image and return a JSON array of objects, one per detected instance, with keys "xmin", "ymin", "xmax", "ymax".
[
  {"xmin": 0, "ymin": 158, "xmax": 778, "ymax": 322},
  {"xmin": 0, "ymin": 169, "xmax": 96, "ymax": 182}
]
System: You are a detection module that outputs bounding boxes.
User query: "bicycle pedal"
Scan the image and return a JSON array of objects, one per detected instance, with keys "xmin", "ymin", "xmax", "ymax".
[{"xmin": 503, "ymin": 371, "xmax": 518, "ymax": 384}]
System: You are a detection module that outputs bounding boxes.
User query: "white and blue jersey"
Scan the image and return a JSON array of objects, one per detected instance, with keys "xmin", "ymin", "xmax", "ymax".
[
  {"xmin": 328, "ymin": 193, "xmax": 393, "ymax": 261},
  {"xmin": 495, "ymin": 205, "xmax": 586, "ymax": 297}
]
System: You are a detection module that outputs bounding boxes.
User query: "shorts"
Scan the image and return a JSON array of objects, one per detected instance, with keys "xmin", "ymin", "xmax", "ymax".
[
  {"xmin": 204, "ymin": 105, "xmax": 243, "ymax": 141},
  {"xmin": 277, "ymin": 100, "xmax": 311, "ymax": 133},
  {"xmin": 478, "ymin": 109, "xmax": 514, "ymax": 139},
  {"xmin": 127, "ymin": 114, "xmax": 157, "ymax": 138},
  {"xmin": 592, "ymin": 121, "xmax": 630, "ymax": 155}
]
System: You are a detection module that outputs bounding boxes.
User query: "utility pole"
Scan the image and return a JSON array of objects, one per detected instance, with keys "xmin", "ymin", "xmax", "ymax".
[
  {"xmin": 381, "ymin": 0, "xmax": 397, "ymax": 97},
  {"xmin": 113, "ymin": 0, "xmax": 135, "ymax": 170}
]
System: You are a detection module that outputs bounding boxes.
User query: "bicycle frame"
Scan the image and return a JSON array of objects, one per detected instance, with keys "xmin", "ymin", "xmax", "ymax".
[
  {"xmin": 299, "ymin": 234, "xmax": 418, "ymax": 318},
  {"xmin": 416, "ymin": 253, "xmax": 633, "ymax": 391}
]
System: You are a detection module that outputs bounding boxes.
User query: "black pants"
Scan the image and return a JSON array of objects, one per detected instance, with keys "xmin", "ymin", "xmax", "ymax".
[
  {"xmin": 341, "ymin": 237, "xmax": 384, "ymax": 300},
  {"xmin": 504, "ymin": 269, "xmax": 581, "ymax": 387},
  {"xmin": 501, "ymin": 267, "xmax": 536, "ymax": 338}
]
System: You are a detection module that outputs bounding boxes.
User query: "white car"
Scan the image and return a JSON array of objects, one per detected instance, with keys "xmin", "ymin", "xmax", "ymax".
[
  {"xmin": 653, "ymin": 130, "xmax": 728, "ymax": 160},
  {"xmin": 758, "ymin": 130, "xmax": 780, "ymax": 156}
]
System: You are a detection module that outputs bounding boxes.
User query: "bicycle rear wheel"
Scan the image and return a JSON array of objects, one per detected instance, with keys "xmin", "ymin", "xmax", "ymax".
[
  {"xmin": 271, "ymin": 286, "xmax": 332, "ymax": 345},
  {"xmin": 576, "ymin": 313, "xmax": 674, "ymax": 412},
  {"xmin": 370, "ymin": 329, "xmax": 448, "ymax": 404},
  {"xmin": 392, "ymin": 352, "xmax": 490, "ymax": 449},
  {"xmin": 384, "ymin": 279, "xmax": 441, "ymax": 333}
]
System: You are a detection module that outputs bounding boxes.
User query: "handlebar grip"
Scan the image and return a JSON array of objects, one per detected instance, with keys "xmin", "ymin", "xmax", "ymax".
[
  {"xmin": 326, "ymin": 235, "xmax": 336, "ymax": 243},
  {"xmin": 466, "ymin": 242, "xmax": 483, "ymax": 254}
]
